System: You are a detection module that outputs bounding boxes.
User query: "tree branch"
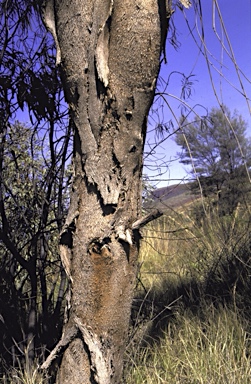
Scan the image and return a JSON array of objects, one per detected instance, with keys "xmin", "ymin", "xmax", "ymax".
[
  {"xmin": 132, "ymin": 209, "xmax": 163, "ymax": 230},
  {"xmin": 0, "ymin": 231, "xmax": 29, "ymax": 271},
  {"xmin": 40, "ymin": 324, "xmax": 77, "ymax": 370}
]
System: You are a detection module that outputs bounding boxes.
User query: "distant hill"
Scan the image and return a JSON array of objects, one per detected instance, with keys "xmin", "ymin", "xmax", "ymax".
[{"xmin": 147, "ymin": 183, "xmax": 198, "ymax": 211}]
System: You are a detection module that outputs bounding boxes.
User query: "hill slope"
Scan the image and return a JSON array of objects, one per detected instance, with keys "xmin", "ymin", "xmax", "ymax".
[{"xmin": 147, "ymin": 183, "xmax": 197, "ymax": 210}]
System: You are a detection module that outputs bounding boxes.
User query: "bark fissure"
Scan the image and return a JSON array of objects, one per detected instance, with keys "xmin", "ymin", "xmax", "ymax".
[
  {"xmin": 40, "ymin": 324, "xmax": 78, "ymax": 370},
  {"xmin": 75, "ymin": 316, "xmax": 114, "ymax": 384}
]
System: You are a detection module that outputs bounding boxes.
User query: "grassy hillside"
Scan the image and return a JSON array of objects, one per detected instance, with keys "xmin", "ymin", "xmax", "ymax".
[
  {"xmin": 146, "ymin": 182, "xmax": 197, "ymax": 211},
  {"xmin": 124, "ymin": 191, "xmax": 251, "ymax": 383},
  {"xmin": 153, "ymin": 183, "xmax": 196, "ymax": 207}
]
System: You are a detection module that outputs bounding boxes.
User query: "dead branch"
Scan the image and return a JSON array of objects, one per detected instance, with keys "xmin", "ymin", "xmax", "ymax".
[{"xmin": 132, "ymin": 209, "xmax": 163, "ymax": 230}]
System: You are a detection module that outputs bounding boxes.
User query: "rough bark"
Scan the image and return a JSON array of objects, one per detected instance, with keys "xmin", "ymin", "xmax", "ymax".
[{"xmin": 42, "ymin": 0, "xmax": 171, "ymax": 382}]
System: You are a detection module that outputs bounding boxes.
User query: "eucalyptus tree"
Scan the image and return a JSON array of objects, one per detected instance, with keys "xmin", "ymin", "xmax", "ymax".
[
  {"xmin": 0, "ymin": 0, "xmax": 194, "ymax": 381},
  {"xmin": 0, "ymin": 0, "xmax": 167, "ymax": 379},
  {"xmin": 38, "ymin": 0, "xmax": 175, "ymax": 382}
]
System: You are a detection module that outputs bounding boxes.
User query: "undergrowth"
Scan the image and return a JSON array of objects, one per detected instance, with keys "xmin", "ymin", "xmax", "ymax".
[
  {"xmin": 2, "ymin": 202, "xmax": 251, "ymax": 383},
  {"xmin": 1, "ymin": 353, "xmax": 49, "ymax": 384},
  {"xmin": 124, "ymin": 201, "xmax": 251, "ymax": 383},
  {"xmin": 125, "ymin": 306, "xmax": 251, "ymax": 383}
]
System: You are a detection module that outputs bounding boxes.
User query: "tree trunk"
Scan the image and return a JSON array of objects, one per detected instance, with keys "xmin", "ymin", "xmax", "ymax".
[
  {"xmin": 27, "ymin": 265, "xmax": 37, "ymax": 362},
  {"xmin": 42, "ymin": 0, "xmax": 170, "ymax": 382}
]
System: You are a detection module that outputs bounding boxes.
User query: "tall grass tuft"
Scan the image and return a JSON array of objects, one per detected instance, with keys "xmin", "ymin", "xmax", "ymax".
[
  {"xmin": 125, "ymin": 200, "xmax": 251, "ymax": 383},
  {"xmin": 125, "ymin": 306, "xmax": 251, "ymax": 383},
  {"xmin": 3, "ymin": 200, "xmax": 251, "ymax": 382},
  {"xmin": 1, "ymin": 349, "xmax": 49, "ymax": 384}
]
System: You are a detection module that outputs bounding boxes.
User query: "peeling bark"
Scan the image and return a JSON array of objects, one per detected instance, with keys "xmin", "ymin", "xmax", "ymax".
[{"xmin": 41, "ymin": 0, "xmax": 172, "ymax": 382}]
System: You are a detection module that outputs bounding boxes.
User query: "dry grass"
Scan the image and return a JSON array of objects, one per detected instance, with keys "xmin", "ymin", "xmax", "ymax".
[
  {"xmin": 125, "ymin": 307, "xmax": 251, "ymax": 384},
  {"xmin": 3, "ymin": 201, "xmax": 251, "ymax": 383},
  {"xmin": 1, "ymin": 360, "xmax": 47, "ymax": 384},
  {"xmin": 1, "ymin": 346, "xmax": 49, "ymax": 384},
  {"xmin": 138, "ymin": 202, "xmax": 251, "ymax": 290},
  {"xmin": 125, "ymin": 201, "xmax": 251, "ymax": 383}
]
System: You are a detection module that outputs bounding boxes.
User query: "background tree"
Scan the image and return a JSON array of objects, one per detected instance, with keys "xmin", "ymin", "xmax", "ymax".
[
  {"xmin": 0, "ymin": 121, "xmax": 71, "ymax": 374},
  {"xmin": 175, "ymin": 106, "xmax": 251, "ymax": 214},
  {"xmin": 0, "ymin": 0, "xmax": 72, "ymax": 374}
]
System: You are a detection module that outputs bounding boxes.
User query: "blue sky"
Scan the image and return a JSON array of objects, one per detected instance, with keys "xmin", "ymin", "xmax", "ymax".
[
  {"xmin": 14, "ymin": 1, "xmax": 251, "ymax": 188},
  {"xmin": 145, "ymin": 0, "xmax": 251, "ymax": 187}
]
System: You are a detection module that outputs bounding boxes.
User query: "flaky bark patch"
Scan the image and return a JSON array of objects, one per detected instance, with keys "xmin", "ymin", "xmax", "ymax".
[{"xmin": 41, "ymin": 0, "xmax": 171, "ymax": 382}]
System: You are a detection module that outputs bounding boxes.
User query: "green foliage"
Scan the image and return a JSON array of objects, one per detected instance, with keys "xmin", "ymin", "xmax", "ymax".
[
  {"xmin": 0, "ymin": 2, "xmax": 70, "ymax": 378},
  {"xmin": 175, "ymin": 106, "xmax": 251, "ymax": 214},
  {"xmin": 142, "ymin": 175, "xmax": 157, "ymax": 210},
  {"xmin": 0, "ymin": 0, "xmax": 63, "ymax": 124},
  {"xmin": 0, "ymin": 121, "xmax": 71, "ymax": 377},
  {"xmin": 0, "ymin": 3, "xmax": 71, "ymax": 375}
]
